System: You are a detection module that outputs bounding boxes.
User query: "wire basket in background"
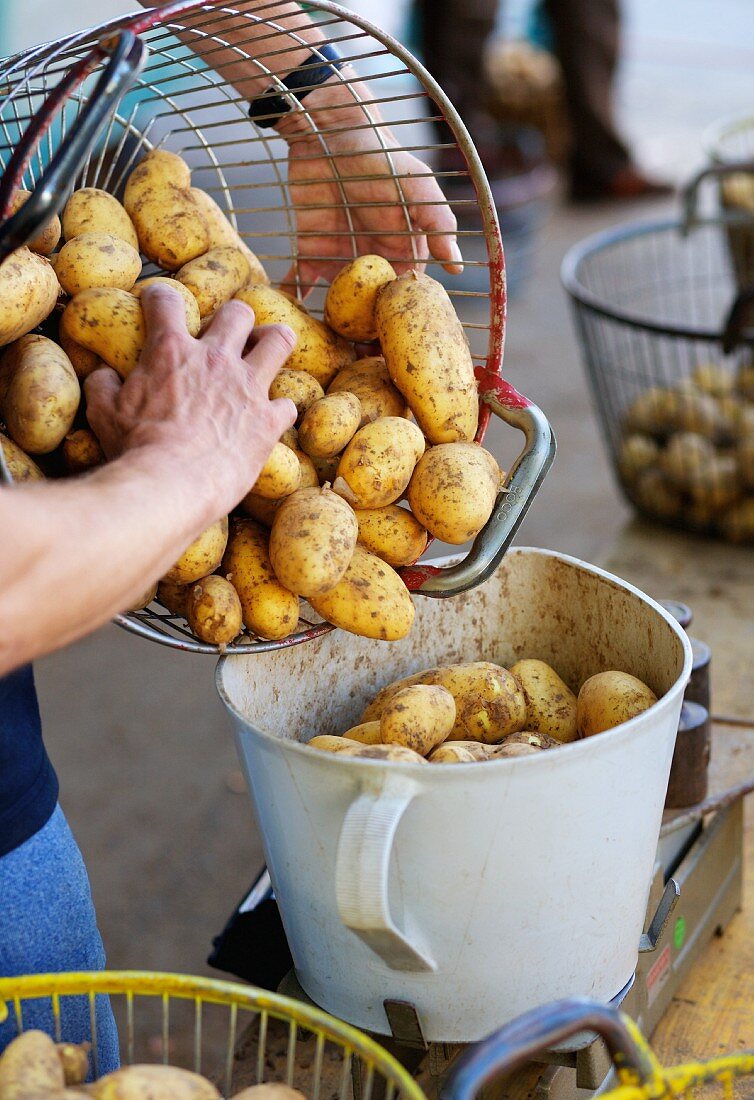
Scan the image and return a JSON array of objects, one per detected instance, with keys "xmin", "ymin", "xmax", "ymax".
[{"xmin": 562, "ymin": 216, "xmax": 754, "ymax": 543}]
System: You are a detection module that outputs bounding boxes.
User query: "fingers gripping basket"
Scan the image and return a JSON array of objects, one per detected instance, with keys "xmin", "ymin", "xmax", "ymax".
[{"xmin": 0, "ymin": 0, "xmax": 555, "ymax": 655}]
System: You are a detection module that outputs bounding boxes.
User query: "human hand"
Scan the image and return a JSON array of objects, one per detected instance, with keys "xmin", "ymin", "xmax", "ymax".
[
  {"xmin": 85, "ymin": 284, "xmax": 297, "ymax": 519},
  {"xmin": 277, "ymin": 74, "xmax": 463, "ymax": 293}
]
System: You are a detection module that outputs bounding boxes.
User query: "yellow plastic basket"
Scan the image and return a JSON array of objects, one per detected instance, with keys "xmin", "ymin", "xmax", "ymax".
[{"xmin": 0, "ymin": 971, "xmax": 425, "ymax": 1100}]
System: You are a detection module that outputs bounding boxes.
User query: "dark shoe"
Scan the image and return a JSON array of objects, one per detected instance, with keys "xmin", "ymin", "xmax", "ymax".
[{"xmin": 570, "ymin": 166, "xmax": 673, "ymax": 204}]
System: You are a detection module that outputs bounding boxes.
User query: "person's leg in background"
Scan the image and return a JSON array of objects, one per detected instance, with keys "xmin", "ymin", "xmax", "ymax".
[{"xmin": 0, "ymin": 805, "xmax": 119, "ymax": 1075}]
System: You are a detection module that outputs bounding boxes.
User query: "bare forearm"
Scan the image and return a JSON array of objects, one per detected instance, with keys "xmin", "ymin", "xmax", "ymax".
[{"xmin": 0, "ymin": 449, "xmax": 219, "ymax": 676}]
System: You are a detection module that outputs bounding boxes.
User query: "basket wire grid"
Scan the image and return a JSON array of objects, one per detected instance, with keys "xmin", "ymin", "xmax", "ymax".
[
  {"xmin": 0, "ymin": 970, "xmax": 425, "ymax": 1098},
  {"xmin": 0, "ymin": 0, "xmax": 554, "ymax": 656},
  {"xmin": 562, "ymin": 213, "xmax": 754, "ymax": 541}
]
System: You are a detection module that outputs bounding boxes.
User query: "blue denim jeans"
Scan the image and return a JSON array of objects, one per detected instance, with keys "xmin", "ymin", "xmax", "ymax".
[{"xmin": 0, "ymin": 804, "xmax": 119, "ymax": 1074}]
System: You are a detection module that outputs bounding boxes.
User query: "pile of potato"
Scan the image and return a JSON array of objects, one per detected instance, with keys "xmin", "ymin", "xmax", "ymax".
[
  {"xmin": 0, "ymin": 1028, "xmax": 305, "ymax": 1098},
  {"xmin": 0, "ymin": 150, "xmax": 503, "ymax": 647},
  {"xmin": 306, "ymin": 658, "xmax": 658, "ymax": 763},
  {"xmin": 618, "ymin": 363, "xmax": 754, "ymax": 542}
]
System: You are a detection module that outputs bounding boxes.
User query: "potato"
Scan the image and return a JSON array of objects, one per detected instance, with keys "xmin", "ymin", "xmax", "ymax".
[
  {"xmin": 0, "ymin": 247, "xmax": 59, "ymax": 346},
  {"xmin": 324, "ymin": 254, "xmax": 396, "ymax": 341},
  {"xmin": 157, "ymin": 578, "xmax": 191, "ymax": 617},
  {"xmin": 736, "ymin": 363, "xmax": 754, "ymax": 401},
  {"xmin": 577, "ymin": 671, "xmax": 658, "ymax": 737},
  {"xmin": 493, "ymin": 742, "xmax": 541, "ymax": 758},
  {"xmin": 91, "ymin": 1064, "xmax": 220, "ymax": 1099},
  {"xmin": 222, "ymin": 519, "xmax": 300, "ymax": 640},
  {"xmin": 428, "ymin": 743, "xmax": 480, "ymax": 763},
  {"xmin": 63, "ymin": 285, "xmax": 199, "ymax": 379},
  {"xmin": 500, "ymin": 730, "xmax": 560, "ymax": 750},
  {"xmin": 341, "ymin": 720, "xmax": 382, "ymax": 745},
  {"xmin": 63, "ymin": 187, "xmax": 138, "ymax": 249},
  {"xmin": 719, "ymin": 498, "xmax": 754, "ymax": 543},
  {"xmin": 355, "ymin": 504, "xmax": 428, "ymax": 567},
  {"xmin": 0, "ymin": 335, "xmax": 80, "ymax": 453},
  {"xmin": 327, "ymin": 356, "xmax": 408, "ymax": 425},
  {"xmin": 269, "ymin": 486, "xmax": 358, "ymax": 597},
  {"xmin": 0, "ymin": 1030, "xmax": 65, "ymax": 1098},
  {"xmin": 9, "ymin": 189, "xmax": 61, "ymax": 254},
  {"xmin": 347, "ymin": 743, "xmax": 427, "ymax": 763},
  {"xmin": 56, "ymin": 1041, "xmax": 90, "ymax": 1086},
  {"xmin": 58, "ymin": 322, "xmax": 103, "ymax": 380},
  {"xmin": 124, "ymin": 150, "xmax": 210, "ymax": 270},
  {"xmin": 379, "ymin": 683, "xmax": 456, "ymax": 755},
  {"xmin": 231, "ymin": 1086, "xmax": 305, "ymax": 1100},
  {"xmin": 127, "ymin": 582, "xmax": 158, "ymax": 612},
  {"xmin": 235, "ymin": 284, "xmax": 354, "ymax": 387},
  {"xmin": 0, "ymin": 432, "xmax": 44, "ymax": 482},
  {"xmin": 239, "ymin": 490, "xmax": 280, "ymax": 527},
  {"xmin": 189, "ymin": 187, "xmax": 269, "ymax": 284},
  {"xmin": 408, "ymin": 443, "xmax": 501, "ymax": 544},
  {"xmin": 363, "ymin": 662, "xmax": 527, "ymax": 743},
  {"xmin": 55, "ymin": 232, "xmax": 141, "ymax": 296},
  {"xmin": 309, "ymin": 544, "xmax": 415, "ymax": 640},
  {"xmin": 251, "ymin": 441, "xmax": 301, "ymax": 500},
  {"xmin": 334, "ymin": 417, "xmax": 425, "ymax": 508},
  {"xmin": 658, "ymin": 432, "xmax": 715, "ymax": 490},
  {"xmin": 311, "ymin": 452, "xmax": 342, "ymax": 485},
  {"xmin": 164, "ymin": 517, "xmax": 228, "ymax": 584},
  {"xmin": 691, "ymin": 363, "xmax": 735, "ymax": 398},
  {"xmin": 687, "ymin": 454, "xmax": 741, "ymax": 510},
  {"xmin": 280, "ymin": 426, "xmax": 320, "ymax": 491},
  {"xmin": 131, "ymin": 277, "xmax": 202, "ymax": 335},
  {"xmin": 375, "ymin": 271, "xmax": 478, "ymax": 443},
  {"xmin": 509, "ymin": 659, "xmax": 578, "ymax": 743},
  {"xmin": 632, "ymin": 468, "xmax": 684, "ymax": 520},
  {"xmin": 308, "ymin": 734, "xmax": 360, "ymax": 754},
  {"xmin": 269, "ymin": 369, "xmax": 324, "ymax": 420},
  {"xmin": 625, "ymin": 387, "xmax": 724, "ymax": 439},
  {"xmin": 682, "ymin": 499, "xmax": 717, "ymax": 531},
  {"xmin": 738, "ymin": 435, "xmax": 754, "ymax": 489},
  {"xmin": 298, "ymin": 392, "xmax": 361, "ymax": 460},
  {"xmin": 187, "ymin": 574, "xmax": 243, "ymax": 645},
  {"xmin": 175, "ymin": 246, "xmax": 252, "ymax": 320},
  {"xmin": 617, "ymin": 434, "xmax": 660, "ymax": 480},
  {"xmin": 63, "ymin": 428, "xmax": 105, "ymax": 473}
]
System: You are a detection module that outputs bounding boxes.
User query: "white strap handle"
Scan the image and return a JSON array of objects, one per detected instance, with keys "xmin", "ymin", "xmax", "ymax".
[{"xmin": 335, "ymin": 773, "xmax": 436, "ymax": 972}]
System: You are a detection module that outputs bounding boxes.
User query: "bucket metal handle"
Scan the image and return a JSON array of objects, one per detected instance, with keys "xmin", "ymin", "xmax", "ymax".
[{"xmin": 335, "ymin": 774, "xmax": 436, "ymax": 972}]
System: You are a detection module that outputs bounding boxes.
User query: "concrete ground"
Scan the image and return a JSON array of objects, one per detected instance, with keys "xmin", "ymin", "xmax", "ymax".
[{"xmin": 28, "ymin": 0, "xmax": 754, "ymax": 1001}]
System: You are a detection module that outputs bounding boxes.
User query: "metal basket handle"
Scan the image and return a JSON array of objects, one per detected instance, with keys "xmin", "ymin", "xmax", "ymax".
[
  {"xmin": 401, "ymin": 372, "xmax": 556, "ymax": 597},
  {"xmin": 440, "ymin": 998, "xmax": 660, "ymax": 1100},
  {"xmin": 681, "ymin": 159, "xmax": 754, "ymax": 234},
  {"xmin": 0, "ymin": 30, "xmax": 146, "ymax": 263}
]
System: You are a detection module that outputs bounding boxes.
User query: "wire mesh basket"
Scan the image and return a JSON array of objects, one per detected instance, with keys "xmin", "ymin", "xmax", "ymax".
[
  {"xmin": 0, "ymin": 970, "xmax": 425, "ymax": 1099},
  {"xmin": 0, "ymin": 0, "xmax": 555, "ymax": 656},
  {"xmin": 562, "ymin": 213, "xmax": 754, "ymax": 543}
]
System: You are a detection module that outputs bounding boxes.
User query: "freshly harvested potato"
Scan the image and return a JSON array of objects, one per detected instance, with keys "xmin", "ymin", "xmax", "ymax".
[
  {"xmin": 131, "ymin": 277, "xmax": 202, "ymax": 335},
  {"xmin": 298, "ymin": 392, "xmax": 361, "ymax": 459},
  {"xmin": 269, "ymin": 369, "xmax": 324, "ymax": 419},
  {"xmin": 687, "ymin": 454, "xmax": 741, "ymax": 510},
  {"xmin": 509, "ymin": 659, "xmax": 578, "ymax": 743},
  {"xmin": 63, "ymin": 428, "xmax": 105, "ymax": 473},
  {"xmin": 691, "ymin": 363, "xmax": 735, "ymax": 397},
  {"xmin": 355, "ymin": 504, "xmax": 428, "ymax": 567},
  {"xmin": 363, "ymin": 662, "xmax": 528, "ymax": 743},
  {"xmin": 324, "ymin": 254, "xmax": 396, "ymax": 341},
  {"xmin": 659, "ymin": 432, "xmax": 715, "ymax": 490},
  {"xmin": 9, "ymin": 189, "xmax": 61, "ymax": 254},
  {"xmin": 124, "ymin": 149, "xmax": 210, "ymax": 270},
  {"xmin": 157, "ymin": 578, "xmax": 191, "ymax": 617},
  {"xmin": 55, "ymin": 232, "xmax": 141, "ymax": 296},
  {"xmin": 0, "ymin": 247, "xmax": 59, "ymax": 346},
  {"xmin": 501, "ymin": 730, "xmax": 559, "ymax": 750},
  {"xmin": 632, "ymin": 468, "xmax": 684, "ymax": 520},
  {"xmin": 164, "ymin": 517, "xmax": 228, "ymax": 584},
  {"xmin": 0, "ymin": 432, "xmax": 44, "ymax": 481},
  {"xmin": 341, "ymin": 720, "xmax": 382, "ymax": 745},
  {"xmin": 58, "ymin": 322, "xmax": 103, "ymax": 380},
  {"xmin": 334, "ymin": 417, "xmax": 425, "ymax": 508},
  {"xmin": 428, "ymin": 743, "xmax": 480, "ymax": 763},
  {"xmin": 625, "ymin": 387, "xmax": 724, "ymax": 439},
  {"xmin": 239, "ymin": 490, "xmax": 281, "ymax": 527},
  {"xmin": 235, "ymin": 284, "xmax": 355, "ymax": 387},
  {"xmin": 577, "ymin": 671, "xmax": 658, "ymax": 737},
  {"xmin": 617, "ymin": 434, "xmax": 660, "ymax": 480},
  {"xmin": 64, "ymin": 284, "xmax": 199, "ymax": 379},
  {"xmin": 719, "ymin": 498, "xmax": 754, "ymax": 543},
  {"xmin": 493, "ymin": 742, "xmax": 541, "ymax": 758},
  {"xmin": 408, "ymin": 442, "xmax": 501, "ymax": 544},
  {"xmin": 269, "ymin": 485, "xmax": 358, "ymax": 597},
  {"xmin": 91, "ymin": 1063, "xmax": 220, "ymax": 1099},
  {"xmin": 251, "ymin": 441, "xmax": 301, "ymax": 500},
  {"xmin": 63, "ymin": 187, "xmax": 138, "ymax": 248},
  {"xmin": 222, "ymin": 518, "xmax": 300, "ymax": 640},
  {"xmin": 0, "ymin": 334, "xmax": 80, "ymax": 453},
  {"xmin": 127, "ymin": 582, "xmax": 158, "ymax": 612},
  {"xmin": 380, "ymin": 683, "xmax": 456, "ymax": 754},
  {"xmin": 175, "ymin": 246, "xmax": 252, "ymax": 319},
  {"xmin": 736, "ymin": 363, "xmax": 754, "ymax": 401},
  {"xmin": 347, "ymin": 743, "xmax": 427, "ymax": 763},
  {"xmin": 189, "ymin": 187, "xmax": 269, "ymax": 283},
  {"xmin": 308, "ymin": 543, "xmax": 415, "ymax": 640},
  {"xmin": 187, "ymin": 574, "xmax": 243, "ymax": 645},
  {"xmin": 232, "ymin": 1087, "xmax": 306, "ymax": 1100},
  {"xmin": 327, "ymin": 356, "xmax": 408, "ymax": 425},
  {"xmin": 375, "ymin": 271, "xmax": 478, "ymax": 443},
  {"xmin": 56, "ymin": 1041, "xmax": 90, "ymax": 1086},
  {"xmin": 308, "ymin": 734, "xmax": 360, "ymax": 754},
  {"xmin": 0, "ymin": 1029, "xmax": 65, "ymax": 1098}
]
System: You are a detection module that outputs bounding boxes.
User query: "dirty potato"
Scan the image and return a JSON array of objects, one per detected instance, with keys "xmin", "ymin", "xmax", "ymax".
[
  {"xmin": 56, "ymin": 1041, "xmax": 91, "ymax": 1086},
  {"xmin": 189, "ymin": 186, "xmax": 269, "ymax": 283},
  {"xmin": 239, "ymin": 491, "xmax": 281, "ymax": 527},
  {"xmin": 0, "ymin": 334, "xmax": 80, "ymax": 453},
  {"xmin": 251, "ymin": 441, "xmax": 301, "ymax": 500},
  {"xmin": 269, "ymin": 369, "xmax": 324, "ymax": 419},
  {"xmin": 355, "ymin": 504, "xmax": 428, "ymax": 567},
  {"xmin": 408, "ymin": 442, "xmax": 501, "ymax": 544},
  {"xmin": 0, "ymin": 1030, "xmax": 65, "ymax": 1097},
  {"xmin": 269, "ymin": 486, "xmax": 358, "ymax": 598},
  {"xmin": 91, "ymin": 1063, "xmax": 220, "ymax": 1099},
  {"xmin": 324, "ymin": 254, "xmax": 397, "ymax": 341},
  {"xmin": 63, "ymin": 428, "xmax": 105, "ymax": 473},
  {"xmin": 222, "ymin": 518, "xmax": 300, "ymax": 640},
  {"xmin": 617, "ymin": 434, "xmax": 660, "ymax": 480},
  {"xmin": 308, "ymin": 544, "xmax": 415, "ymax": 640},
  {"xmin": 428, "ymin": 743, "xmax": 480, "ymax": 763},
  {"xmin": 347, "ymin": 743, "xmax": 427, "ymax": 763},
  {"xmin": 58, "ymin": 322, "xmax": 104, "ymax": 380},
  {"xmin": 175, "ymin": 246, "xmax": 252, "ymax": 319},
  {"xmin": 308, "ymin": 735, "xmax": 360, "ymax": 754},
  {"xmin": 124, "ymin": 149, "xmax": 210, "ymax": 270},
  {"xmin": 9, "ymin": 189, "xmax": 61, "ymax": 254},
  {"xmin": 658, "ymin": 432, "xmax": 715, "ymax": 490},
  {"xmin": 55, "ymin": 232, "xmax": 142, "ymax": 296},
  {"xmin": 379, "ymin": 683, "xmax": 456, "ymax": 755},
  {"xmin": 577, "ymin": 671, "xmax": 658, "ymax": 737},
  {"xmin": 341, "ymin": 720, "xmax": 382, "ymax": 745},
  {"xmin": 186, "ymin": 574, "xmax": 243, "ymax": 645},
  {"xmin": 0, "ymin": 432, "xmax": 44, "ymax": 482},
  {"xmin": 298, "ymin": 392, "xmax": 362, "ymax": 459},
  {"xmin": 509, "ymin": 659, "xmax": 578, "ymax": 743},
  {"xmin": 156, "ymin": 578, "xmax": 191, "ymax": 617},
  {"xmin": 334, "ymin": 417, "xmax": 425, "ymax": 508},
  {"xmin": 687, "ymin": 454, "xmax": 741, "ymax": 510},
  {"xmin": 327, "ymin": 356, "xmax": 408, "ymax": 425},
  {"xmin": 0, "ymin": 247, "xmax": 59, "ymax": 346},
  {"xmin": 164, "ymin": 517, "xmax": 228, "ymax": 585},
  {"xmin": 691, "ymin": 362, "xmax": 735, "ymax": 397},
  {"xmin": 62, "ymin": 187, "xmax": 139, "ymax": 248}
]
